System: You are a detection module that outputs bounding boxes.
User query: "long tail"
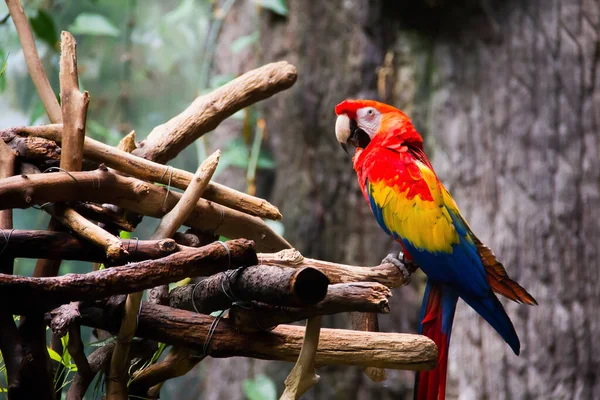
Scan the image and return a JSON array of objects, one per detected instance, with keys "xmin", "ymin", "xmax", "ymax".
[{"xmin": 414, "ymin": 280, "xmax": 458, "ymax": 400}]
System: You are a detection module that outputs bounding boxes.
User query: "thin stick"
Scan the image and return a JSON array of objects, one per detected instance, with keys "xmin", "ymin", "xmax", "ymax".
[
  {"xmin": 5, "ymin": 0, "xmax": 61, "ymax": 123},
  {"xmin": 108, "ymin": 151, "xmax": 221, "ymax": 399}
]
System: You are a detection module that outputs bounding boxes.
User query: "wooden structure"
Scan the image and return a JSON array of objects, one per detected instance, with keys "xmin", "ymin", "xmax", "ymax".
[{"xmin": 0, "ymin": 2, "xmax": 437, "ymax": 399}]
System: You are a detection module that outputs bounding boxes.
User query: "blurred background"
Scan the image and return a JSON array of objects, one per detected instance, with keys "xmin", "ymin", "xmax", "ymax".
[{"xmin": 1, "ymin": 0, "xmax": 598, "ymax": 399}]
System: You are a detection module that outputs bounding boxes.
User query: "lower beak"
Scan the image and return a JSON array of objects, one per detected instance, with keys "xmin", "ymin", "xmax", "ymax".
[{"xmin": 340, "ymin": 143, "xmax": 349, "ymax": 154}]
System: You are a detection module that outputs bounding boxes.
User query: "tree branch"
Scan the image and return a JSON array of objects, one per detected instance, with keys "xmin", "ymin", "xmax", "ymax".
[
  {"xmin": 0, "ymin": 169, "xmax": 290, "ymax": 252},
  {"xmin": 259, "ymin": 249, "xmax": 409, "ymax": 287},
  {"xmin": 229, "ymin": 282, "xmax": 391, "ymax": 331},
  {"xmin": 0, "ymin": 229, "xmax": 177, "ymax": 263},
  {"xmin": 5, "ymin": 0, "xmax": 62, "ymax": 123},
  {"xmin": 80, "ymin": 302, "xmax": 438, "ymax": 371},
  {"xmin": 2, "ymin": 239, "xmax": 256, "ymax": 315},
  {"xmin": 108, "ymin": 151, "xmax": 221, "ymax": 399},
  {"xmin": 168, "ymin": 265, "xmax": 329, "ymax": 314},
  {"xmin": 3, "ymin": 124, "xmax": 282, "ymax": 220},
  {"xmin": 133, "ymin": 61, "xmax": 297, "ymax": 163}
]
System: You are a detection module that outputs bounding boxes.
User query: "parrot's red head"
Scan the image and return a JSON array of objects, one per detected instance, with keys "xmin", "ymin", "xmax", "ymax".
[{"xmin": 334, "ymin": 99, "xmax": 423, "ymax": 154}]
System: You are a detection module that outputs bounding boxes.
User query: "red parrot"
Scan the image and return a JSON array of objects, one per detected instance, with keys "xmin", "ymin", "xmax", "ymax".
[{"xmin": 334, "ymin": 99, "xmax": 537, "ymax": 400}]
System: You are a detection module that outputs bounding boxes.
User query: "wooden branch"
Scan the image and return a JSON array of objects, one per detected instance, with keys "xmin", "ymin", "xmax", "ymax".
[
  {"xmin": 70, "ymin": 202, "xmax": 135, "ymax": 232},
  {"xmin": 230, "ymin": 282, "xmax": 391, "ymax": 331},
  {"xmin": 4, "ymin": 124, "xmax": 282, "ymax": 220},
  {"xmin": 66, "ymin": 340, "xmax": 156, "ymax": 400},
  {"xmin": 129, "ymin": 346, "xmax": 202, "ymax": 396},
  {"xmin": 67, "ymin": 322, "xmax": 93, "ymax": 391},
  {"xmin": 282, "ymin": 316, "xmax": 321, "ymax": 400},
  {"xmin": 80, "ymin": 302, "xmax": 438, "ymax": 371},
  {"xmin": 59, "ymin": 31, "xmax": 89, "ymax": 172},
  {"xmin": 1, "ymin": 239, "xmax": 256, "ymax": 315},
  {"xmin": 0, "ymin": 130, "xmax": 61, "ymax": 161},
  {"xmin": 168, "ymin": 265, "xmax": 329, "ymax": 314},
  {"xmin": 109, "ymin": 151, "xmax": 221, "ymax": 399},
  {"xmin": 6, "ymin": 0, "xmax": 62, "ymax": 123},
  {"xmin": 45, "ymin": 203, "xmax": 127, "ymax": 260},
  {"xmin": 352, "ymin": 312, "xmax": 387, "ymax": 382},
  {"xmin": 0, "ymin": 169, "xmax": 290, "ymax": 252},
  {"xmin": 0, "ymin": 140, "xmax": 16, "ymax": 273},
  {"xmin": 133, "ymin": 61, "xmax": 297, "ymax": 163},
  {"xmin": 153, "ymin": 150, "xmax": 220, "ymax": 236},
  {"xmin": 259, "ymin": 249, "xmax": 409, "ymax": 288},
  {"xmin": 0, "ymin": 229, "xmax": 177, "ymax": 263}
]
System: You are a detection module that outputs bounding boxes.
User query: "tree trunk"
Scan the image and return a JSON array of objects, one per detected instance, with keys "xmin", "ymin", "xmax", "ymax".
[{"xmin": 194, "ymin": 0, "xmax": 600, "ymax": 399}]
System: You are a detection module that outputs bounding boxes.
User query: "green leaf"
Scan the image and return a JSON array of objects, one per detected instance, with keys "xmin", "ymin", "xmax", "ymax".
[
  {"xmin": 264, "ymin": 220, "xmax": 284, "ymax": 236},
  {"xmin": 219, "ymin": 138, "xmax": 250, "ymax": 170},
  {"xmin": 29, "ymin": 100, "xmax": 46, "ymax": 124},
  {"xmin": 29, "ymin": 9, "xmax": 58, "ymax": 50},
  {"xmin": 47, "ymin": 348, "xmax": 62, "ymax": 364},
  {"xmin": 243, "ymin": 375, "xmax": 277, "ymax": 400},
  {"xmin": 69, "ymin": 13, "xmax": 120, "ymax": 37},
  {"xmin": 257, "ymin": 151, "xmax": 276, "ymax": 169},
  {"xmin": 253, "ymin": 0, "xmax": 288, "ymax": 16},
  {"xmin": 231, "ymin": 32, "xmax": 259, "ymax": 54},
  {"xmin": 0, "ymin": 50, "xmax": 7, "ymax": 93}
]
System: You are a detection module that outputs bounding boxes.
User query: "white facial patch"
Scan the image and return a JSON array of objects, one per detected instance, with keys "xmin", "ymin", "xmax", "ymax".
[
  {"xmin": 335, "ymin": 113, "xmax": 351, "ymax": 143},
  {"xmin": 356, "ymin": 107, "xmax": 382, "ymax": 138}
]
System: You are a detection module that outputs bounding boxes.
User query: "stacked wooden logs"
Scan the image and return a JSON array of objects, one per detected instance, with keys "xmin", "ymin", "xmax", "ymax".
[{"xmin": 0, "ymin": 6, "xmax": 437, "ymax": 399}]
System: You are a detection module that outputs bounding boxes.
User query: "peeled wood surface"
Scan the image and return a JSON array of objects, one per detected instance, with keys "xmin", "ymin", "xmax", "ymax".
[
  {"xmin": 133, "ymin": 61, "xmax": 298, "ymax": 163},
  {"xmin": 0, "ymin": 130, "xmax": 61, "ymax": 160},
  {"xmin": 168, "ymin": 265, "xmax": 329, "ymax": 314},
  {"xmin": 1, "ymin": 124, "xmax": 282, "ymax": 220},
  {"xmin": 0, "ymin": 229, "xmax": 177, "ymax": 263},
  {"xmin": 230, "ymin": 282, "xmax": 392, "ymax": 330},
  {"xmin": 80, "ymin": 302, "xmax": 438, "ymax": 371},
  {"xmin": 45, "ymin": 203, "xmax": 127, "ymax": 260},
  {"xmin": 0, "ymin": 239, "xmax": 257, "ymax": 314},
  {"xmin": 259, "ymin": 249, "xmax": 408, "ymax": 287},
  {"xmin": 0, "ymin": 169, "xmax": 290, "ymax": 252}
]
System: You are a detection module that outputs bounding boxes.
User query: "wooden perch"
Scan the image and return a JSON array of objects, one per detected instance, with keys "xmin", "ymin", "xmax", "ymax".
[
  {"xmin": 70, "ymin": 202, "xmax": 135, "ymax": 232},
  {"xmin": 168, "ymin": 265, "xmax": 329, "ymax": 314},
  {"xmin": 0, "ymin": 229, "xmax": 177, "ymax": 263},
  {"xmin": 133, "ymin": 61, "xmax": 297, "ymax": 163},
  {"xmin": 0, "ymin": 169, "xmax": 290, "ymax": 252},
  {"xmin": 229, "ymin": 282, "xmax": 391, "ymax": 331},
  {"xmin": 3, "ymin": 124, "xmax": 282, "ymax": 220},
  {"xmin": 80, "ymin": 302, "xmax": 438, "ymax": 371},
  {"xmin": 259, "ymin": 249, "xmax": 409, "ymax": 288},
  {"xmin": 44, "ymin": 203, "xmax": 127, "ymax": 260},
  {"xmin": 1, "ymin": 239, "xmax": 257, "ymax": 315}
]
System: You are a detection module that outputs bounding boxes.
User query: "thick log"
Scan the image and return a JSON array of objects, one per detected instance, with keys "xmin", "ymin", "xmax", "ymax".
[
  {"xmin": 0, "ymin": 239, "xmax": 257, "ymax": 314},
  {"xmin": 0, "ymin": 169, "xmax": 290, "ymax": 252},
  {"xmin": 168, "ymin": 265, "xmax": 329, "ymax": 314},
  {"xmin": 230, "ymin": 282, "xmax": 391, "ymax": 331},
  {"xmin": 0, "ymin": 130, "xmax": 61, "ymax": 161},
  {"xmin": 80, "ymin": 302, "xmax": 438, "ymax": 371},
  {"xmin": 2, "ymin": 124, "xmax": 282, "ymax": 220},
  {"xmin": 0, "ymin": 229, "xmax": 177, "ymax": 263},
  {"xmin": 259, "ymin": 249, "xmax": 410, "ymax": 288},
  {"xmin": 133, "ymin": 61, "xmax": 298, "ymax": 164}
]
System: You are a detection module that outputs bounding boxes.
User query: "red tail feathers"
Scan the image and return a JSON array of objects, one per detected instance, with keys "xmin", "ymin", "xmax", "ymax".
[{"xmin": 414, "ymin": 282, "xmax": 458, "ymax": 400}]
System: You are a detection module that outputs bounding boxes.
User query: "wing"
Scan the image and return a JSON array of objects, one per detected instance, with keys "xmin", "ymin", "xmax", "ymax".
[
  {"xmin": 364, "ymin": 146, "xmax": 490, "ymax": 297},
  {"xmin": 441, "ymin": 188, "xmax": 537, "ymax": 305}
]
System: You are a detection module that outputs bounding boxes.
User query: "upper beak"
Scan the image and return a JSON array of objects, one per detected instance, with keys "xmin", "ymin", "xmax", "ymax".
[{"xmin": 335, "ymin": 113, "xmax": 367, "ymax": 154}]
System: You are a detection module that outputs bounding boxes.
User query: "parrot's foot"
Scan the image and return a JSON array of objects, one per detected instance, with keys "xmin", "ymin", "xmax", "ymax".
[{"xmin": 381, "ymin": 252, "xmax": 417, "ymax": 285}]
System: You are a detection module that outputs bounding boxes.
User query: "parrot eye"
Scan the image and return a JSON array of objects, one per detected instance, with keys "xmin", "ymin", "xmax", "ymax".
[{"xmin": 367, "ymin": 109, "xmax": 374, "ymax": 115}]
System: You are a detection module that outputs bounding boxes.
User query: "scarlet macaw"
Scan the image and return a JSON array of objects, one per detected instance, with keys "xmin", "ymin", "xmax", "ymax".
[{"xmin": 334, "ymin": 99, "xmax": 537, "ymax": 400}]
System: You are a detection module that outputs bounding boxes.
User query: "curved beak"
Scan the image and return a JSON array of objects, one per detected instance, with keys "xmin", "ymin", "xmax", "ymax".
[
  {"xmin": 335, "ymin": 114, "xmax": 352, "ymax": 154},
  {"xmin": 335, "ymin": 113, "xmax": 370, "ymax": 154}
]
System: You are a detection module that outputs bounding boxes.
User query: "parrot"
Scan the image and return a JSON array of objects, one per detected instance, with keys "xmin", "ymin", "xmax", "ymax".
[{"xmin": 334, "ymin": 99, "xmax": 537, "ymax": 400}]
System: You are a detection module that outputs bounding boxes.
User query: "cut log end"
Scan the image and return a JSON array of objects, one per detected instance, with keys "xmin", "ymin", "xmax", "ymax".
[{"xmin": 292, "ymin": 267, "xmax": 329, "ymax": 305}]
